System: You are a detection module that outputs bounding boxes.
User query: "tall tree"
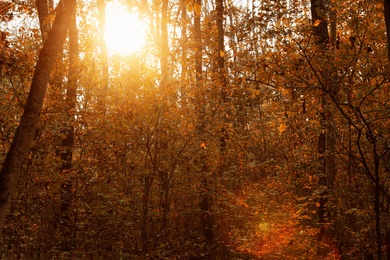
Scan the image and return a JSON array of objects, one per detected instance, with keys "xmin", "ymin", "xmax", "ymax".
[
  {"xmin": 310, "ymin": 0, "xmax": 337, "ymax": 255},
  {"xmin": 384, "ymin": 0, "xmax": 390, "ymax": 61},
  {"xmin": 0, "ymin": 0, "xmax": 75, "ymax": 235},
  {"xmin": 383, "ymin": 2, "xmax": 390, "ymax": 257},
  {"xmin": 97, "ymin": 0, "xmax": 108, "ymax": 112},
  {"xmin": 192, "ymin": 0, "xmax": 215, "ymax": 256},
  {"xmin": 59, "ymin": 0, "xmax": 78, "ymax": 245},
  {"xmin": 36, "ymin": 0, "xmax": 51, "ymax": 42}
]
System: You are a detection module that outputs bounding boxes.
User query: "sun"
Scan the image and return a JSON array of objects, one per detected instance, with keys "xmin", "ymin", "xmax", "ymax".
[{"xmin": 104, "ymin": 2, "xmax": 146, "ymax": 55}]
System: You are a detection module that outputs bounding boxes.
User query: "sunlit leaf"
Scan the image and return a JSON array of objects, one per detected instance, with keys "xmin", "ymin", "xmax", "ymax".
[
  {"xmin": 279, "ymin": 123, "xmax": 286, "ymax": 133},
  {"xmin": 194, "ymin": 3, "xmax": 201, "ymax": 15},
  {"xmin": 187, "ymin": 3, "xmax": 193, "ymax": 13},
  {"xmin": 313, "ymin": 20, "xmax": 321, "ymax": 26},
  {"xmin": 370, "ymin": 78, "xmax": 377, "ymax": 86},
  {"xmin": 345, "ymin": 208, "xmax": 358, "ymax": 214}
]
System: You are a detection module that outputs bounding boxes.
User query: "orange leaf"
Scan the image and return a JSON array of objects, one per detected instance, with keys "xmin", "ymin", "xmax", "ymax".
[
  {"xmin": 313, "ymin": 20, "xmax": 321, "ymax": 27},
  {"xmin": 370, "ymin": 78, "xmax": 377, "ymax": 86},
  {"xmin": 279, "ymin": 123, "xmax": 286, "ymax": 133},
  {"xmin": 187, "ymin": 3, "xmax": 193, "ymax": 13},
  {"xmin": 194, "ymin": 3, "xmax": 201, "ymax": 15}
]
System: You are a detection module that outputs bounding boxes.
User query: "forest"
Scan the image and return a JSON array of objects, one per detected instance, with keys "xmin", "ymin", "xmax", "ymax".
[{"xmin": 0, "ymin": 0, "xmax": 389, "ymax": 259}]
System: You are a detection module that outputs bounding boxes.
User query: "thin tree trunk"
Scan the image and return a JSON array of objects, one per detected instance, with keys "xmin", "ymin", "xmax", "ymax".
[
  {"xmin": 0, "ymin": 0, "xmax": 74, "ymax": 235},
  {"xmin": 374, "ymin": 145, "xmax": 382, "ymax": 260},
  {"xmin": 194, "ymin": 0, "xmax": 215, "ymax": 256},
  {"xmin": 194, "ymin": 0, "xmax": 202, "ymax": 85},
  {"xmin": 141, "ymin": 176, "xmax": 153, "ymax": 255},
  {"xmin": 215, "ymin": 0, "xmax": 230, "ymax": 257},
  {"xmin": 180, "ymin": 1, "xmax": 188, "ymax": 108},
  {"xmin": 160, "ymin": 0, "xmax": 169, "ymax": 88},
  {"xmin": 36, "ymin": 0, "xmax": 51, "ymax": 42},
  {"xmin": 216, "ymin": 0, "xmax": 226, "ymax": 104},
  {"xmin": 384, "ymin": 0, "xmax": 390, "ymax": 61},
  {"xmin": 310, "ymin": 0, "xmax": 337, "ymax": 255},
  {"xmin": 97, "ymin": 0, "xmax": 108, "ymax": 112},
  {"xmin": 59, "ymin": 0, "xmax": 78, "ymax": 244},
  {"xmin": 383, "ymin": 2, "xmax": 390, "ymax": 258}
]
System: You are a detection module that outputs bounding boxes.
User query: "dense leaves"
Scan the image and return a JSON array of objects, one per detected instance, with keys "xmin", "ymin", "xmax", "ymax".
[{"xmin": 0, "ymin": 0, "xmax": 389, "ymax": 258}]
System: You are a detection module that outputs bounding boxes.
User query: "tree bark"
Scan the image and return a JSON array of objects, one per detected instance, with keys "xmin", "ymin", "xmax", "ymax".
[
  {"xmin": 160, "ymin": 0, "xmax": 169, "ymax": 89},
  {"xmin": 59, "ymin": 0, "xmax": 78, "ymax": 244},
  {"xmin": 310, "ymin": 0, "xmax": 337, "ymax": 256},
  {"xmin": 36, "ymin": 0, "xmax": 51, "ymax": 42},
  {"xmin": 384, "ymin": 2, "xmax": 390, "ymax": 258},
  {"xmin": 384, "ymin": 0, "xmax": 390, "ymax": 61},
  {"xmin": 0, "ymin": 0, "xmax": 74, "ymax": 235},
  {"xmin": 180, "ymin": 2, "xmax": 188, "ymax": 108},
  {"xmin": 97, "ymin": 0, "xmax": 108, "ymax": 112},
  {"xmin": 310, "ymin": 0, "xmax": 329, "ymax": 46},
  {"xmin": 194, "ymin": 0, "xmax": 202, "ymax": 85},
  {"xmin": 193, "ymin": 0, "xmax": 215, "ymax": 257}
]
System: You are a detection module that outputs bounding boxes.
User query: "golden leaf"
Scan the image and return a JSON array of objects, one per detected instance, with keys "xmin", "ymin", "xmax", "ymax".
[
  {"xmin": 370, "ymin": 78, "xmax": 377, "ymax": 86},
  {"xmin": 219, "ymin": 50, "xmax": 225, "ymax": 57},
  {"xmin": 313, "ymin": 20, "xmax": 321, "ymax": 27},
  {"xmin": 194, "ymin": 3, "xmax": 201, "ymax": 16},
  {"xmin": 187, "ymin": 3, "xmax": 193, "ymax": 13},
  {"xmin": 279, "ymin": 123, "xmax": 287, "ymax": 133}
]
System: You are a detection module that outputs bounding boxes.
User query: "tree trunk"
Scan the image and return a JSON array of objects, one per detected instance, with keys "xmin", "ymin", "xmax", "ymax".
[
  {"xmin": 141, "ymin": 176, "xmax": 153, "ymax": 255},
  {"xmin": 310, "ymin": 0, "xmax": 329, "ymax": 46},
  {"xmin": 97, "ymin": 0, "xmax": 108, "ymax": 112},
  {"xmin": 383, "ymin": 2, "xmax": 390, "ymax": 258},
  {"xmin": 194, "ymin": 0, "xmax": 215, "ymax": 257},
  {"xmin": 216, "ymin": 0, "xmax": 227, "ymax": 104},
  {"xmin": 59, "ymin": 0, "xmax": 78, "ymax": 245},
  {"xmin": 160, "ymin": 0, "xmax": 169, "ymax": 89},
  {"xmin": 215, "ymin": 0, "xmax": 230, "ymax": 257},
  {"xmin": 194, "ymin": 0, "xmax": 202, "ymax": 85},
  {"xmin": 36, "ymin": 0, "xmax": 51, "ymax": 42},
  {"xmin": 0, "ymin": 0, "xmax": 74, "ymax": 235},
  {"xmin": 310, "ymin": 0, "xmax": 337, "ymax": 255},
  {"xmin": 180, "ymin": 1, "xmax": 187, "ymax": 104},
  {"xmin": 384, "ymin": 0, "xmax": 390, "ymax": 61}
]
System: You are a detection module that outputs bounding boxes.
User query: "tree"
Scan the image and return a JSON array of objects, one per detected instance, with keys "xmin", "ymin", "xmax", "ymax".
[
  {"xmin": 0, "ymin": 0, "xmax": 75, "ymax": 235},
  {"xmin": 384, "ymin": 0, "xmax": 390, "ymax": 61},
  {"xmin": 1, "ymin": 0, "xmax": 390, "ymax": 258},
  {"xmin": 59, "ymin": 0, "xmax": 78, "ymax": 246}
]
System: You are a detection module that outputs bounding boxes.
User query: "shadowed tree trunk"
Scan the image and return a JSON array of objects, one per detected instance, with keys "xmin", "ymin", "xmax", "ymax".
[
  {"xmin": 0, "ymin": 0, "xmax": 75, "ymax": 235},
  {"xmin": 59, "ymin": 0, "xmax": 78, "ymax": 246},
  {"xmin": 97, "ymin": 0, "xmax": 108, "ymax": 112},
  {"xmin": 36, "ymin": 0, "xmax": 51, "ymax": 42},
  {"xmin": 159, "ymin": 0, "xmax": 170, "ymax": 236},
  {"xmin": 384, "ymin": 0, "xmax": 390, "ymax": 61},
  {"xmin": 310, "ymin": 0, "xmax": 337, "ymax": 256},
  {"xmin": 180, "ymin": 1, "xmax": 188, "ymax": 108},
  {"xmin": 383, "ymin": 2, "xmax": 390, "ymax": 258},
  {"xmin": 215, "ymin": 0, "xmax": 230, "ymax": 257},
  {"xmin": 194, "ymin": 0, "xmax": 215, "ymax": 257}
]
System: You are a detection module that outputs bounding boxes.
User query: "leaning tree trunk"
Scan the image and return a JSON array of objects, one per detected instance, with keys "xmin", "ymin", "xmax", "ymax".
[{"xmin": 0, "ymin": 0, "xmax": 74, "ymax": 235}]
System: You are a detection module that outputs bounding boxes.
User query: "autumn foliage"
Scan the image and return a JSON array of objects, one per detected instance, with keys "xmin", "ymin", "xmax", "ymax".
[{"xmin": 0, "ymin": 0, "xmax": 389, "ymax": 259}]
